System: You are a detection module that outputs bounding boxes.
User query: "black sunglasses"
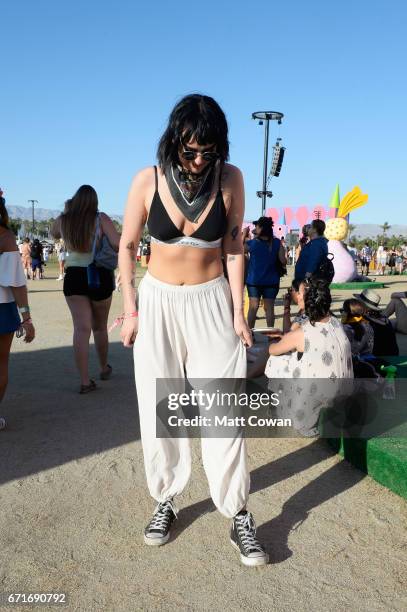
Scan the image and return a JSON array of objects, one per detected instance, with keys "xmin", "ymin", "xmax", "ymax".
[{"xmin": 180, "ymin": 140, "xmax": 219, "ymax": 162}]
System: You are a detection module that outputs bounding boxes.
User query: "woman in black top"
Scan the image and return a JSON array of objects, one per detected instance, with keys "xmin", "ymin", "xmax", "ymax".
[{"xmin": 118, "ymin": 94, "xmax": 268, "ymax": 567}]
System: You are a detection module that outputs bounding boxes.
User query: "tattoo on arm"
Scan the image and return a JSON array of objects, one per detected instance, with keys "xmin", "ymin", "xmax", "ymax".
[
  {"xmin": 230, "ymin": 226, "xmax": 239, "ymax": 241},
  {"xmin": 228, "ymin": 255, "xmax": 237, "ymax": 262},
  {"xmin": 126, "ymin": 241, "xmax": 136, "ymax": 250}
]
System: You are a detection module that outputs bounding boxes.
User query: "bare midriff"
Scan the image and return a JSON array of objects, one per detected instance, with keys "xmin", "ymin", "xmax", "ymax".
[{"xmin": 147, "ymin": 243, "xmax": 223, "ymax": 285}]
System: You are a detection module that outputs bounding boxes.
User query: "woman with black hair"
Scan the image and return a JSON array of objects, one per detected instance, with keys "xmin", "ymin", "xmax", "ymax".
[
  {"xmin": 244, "ymin": 216, "xmax": 286, "ymax": 329},
  {"xmin": 266, "ymin": 278, "xmax": 352, "ymax": 378},
  {"xmin": 118, "ymin": 94, "xmax": 268, "ymax": 566},
  {"xmin": 0, "ymin": 195, "xmax": 35, "ymax": 428},
  {"xmin": 265, "ymin": 278, "xmax": 353, "ymax": 435}
]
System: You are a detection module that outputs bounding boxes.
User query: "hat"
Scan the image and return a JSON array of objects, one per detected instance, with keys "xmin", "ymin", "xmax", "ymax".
[
  {"xmin": 252, "ymin": 216, "xmax": 274, "ymax": 228},
  {"xmin": 353, "ymin": 288, "xmax": 382, "ymax": 311}
]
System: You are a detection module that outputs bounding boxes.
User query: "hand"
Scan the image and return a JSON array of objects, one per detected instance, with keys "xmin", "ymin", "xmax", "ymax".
[
  {"xmin": 120, "ymin": 316, "xmax": 138, "ymax": 347},
  {"xmin": 22, "ymin": 320, "xmax": 35, "ymax": 343},
  {"xmin": 263, "ymin": 329, "xmax": 283, "ymax": 338},
  {"xmin": 242, "ymin": 227, "xmax": 250, "ymax": 240},
  {"xmin": 234, "ymin": 313, "xmax": 253, "ymax": 347}
]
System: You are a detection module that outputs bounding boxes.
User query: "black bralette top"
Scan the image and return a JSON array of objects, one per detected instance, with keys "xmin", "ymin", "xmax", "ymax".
[{"xmin": 147, "ymin": 166, "xmax": 227, "ymax": 242}]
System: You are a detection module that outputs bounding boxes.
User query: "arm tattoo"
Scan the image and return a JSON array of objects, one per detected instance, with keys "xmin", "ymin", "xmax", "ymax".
[
  {"xmin": 126, "ymin": 241, "xmax": 136, "ymax": 250},
  {"xmin": 228, "ymin": 255, "xmax": 237, "ymax": 262},
  {"xmin": 230, "ymin": 226, "xmax": 239, "ymax": 241}
]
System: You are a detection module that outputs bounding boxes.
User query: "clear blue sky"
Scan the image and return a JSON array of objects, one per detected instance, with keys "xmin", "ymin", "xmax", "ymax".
[{"xmin": 2, "ymin": 0, "xmax": 406, "ymax": 225}]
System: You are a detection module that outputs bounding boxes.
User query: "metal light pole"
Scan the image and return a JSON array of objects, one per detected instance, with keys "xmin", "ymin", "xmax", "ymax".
[
  {"xmin": 28, "ymin": 199, "xmax": 38, "ymax": 237},
  {"xmin": 252, "ymin": 111, "xmax": 284, "ymax": 215}
]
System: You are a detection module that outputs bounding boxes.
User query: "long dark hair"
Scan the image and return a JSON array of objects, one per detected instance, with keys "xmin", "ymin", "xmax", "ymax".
[
  {"xmin": 303, "ymin": 277, "xmax": 332, "ymax": 325},
  {"xmin": 157, "ymin": 94, "xmax": 229, "ymax": 167},
  {"xmin": 342, "ymin": 298, "xmax": 367, "ymax": 342},
  {"xmin": 0, "ymin": 196, "xmax": 9, "ymax": 229},
  {"xmin": 60, "ymin": 185, "xmax": 98, "ymax": 251},
  {"xmin": 260, "ymin": 218, "xmax": 274, "ymax": 242}
]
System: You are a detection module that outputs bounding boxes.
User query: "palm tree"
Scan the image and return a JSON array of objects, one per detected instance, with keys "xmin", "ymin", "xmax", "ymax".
[
  {"xmin": 380, "ymin": 222, "xmax": 391, "ymax": 239},
  {"xmin": 347, "ymin": 223, "xmax": 356, "ymax": 242}
]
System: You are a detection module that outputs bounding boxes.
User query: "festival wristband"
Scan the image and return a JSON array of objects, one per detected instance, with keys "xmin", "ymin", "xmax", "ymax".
[
  {"xmin": 22, "ymin": 318, "xmax": 33, "ymax": 325},
  {"xmin": 108, "ymin": 312, "xmax": 138, "ymax": 333}
]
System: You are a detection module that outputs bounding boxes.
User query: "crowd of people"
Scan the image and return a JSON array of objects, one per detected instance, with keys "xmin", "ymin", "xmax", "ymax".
[
  {"xmin": 353, "ymin": 242, "xmax": 407, "ymax": 276},
  {"xmin": 0, "ymin": 94, "xmax": 406, "ymax": 568}
]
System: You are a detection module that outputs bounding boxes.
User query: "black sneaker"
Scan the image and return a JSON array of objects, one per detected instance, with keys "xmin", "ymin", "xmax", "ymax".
[
  {"xmin": 230, "ymin": 511, "xmax": 269, "ymax": 566},
  {"xmin": 144, "ymin": 499, "xmax": 177, "ymax": 546}
]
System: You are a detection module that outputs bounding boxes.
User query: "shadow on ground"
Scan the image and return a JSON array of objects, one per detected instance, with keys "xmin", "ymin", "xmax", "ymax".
[
  {"xmin": 173, "ymin": 440, "xmax": 365, "ymax": 563},
  {"xmin": 1, "ymin": 342, "xmax": 140, "ymax": 485}
]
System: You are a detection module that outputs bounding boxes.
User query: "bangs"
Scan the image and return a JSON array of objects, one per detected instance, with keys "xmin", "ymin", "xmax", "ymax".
[
  {"xmin": 157, "ymin": 94, "xmax": 229, "ymax": 167},
  {"xmin": 182, "ymin": 120, "xmax": 221, "ymax": 147}
]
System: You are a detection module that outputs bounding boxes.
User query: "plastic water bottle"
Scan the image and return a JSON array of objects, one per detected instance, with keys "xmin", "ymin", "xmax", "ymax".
[{"xmin": 380, "ymin": 365, "xmax": 397, "ymax": 400}]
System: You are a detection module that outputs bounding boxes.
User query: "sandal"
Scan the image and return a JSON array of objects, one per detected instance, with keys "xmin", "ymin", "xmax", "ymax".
[
  {"xmin": 79, "ymin": 380, "xmax": 97, "ymax": 394},
  {"xmin": 100, "ymin": 364, "xmax": 112, "ymax": 381}
]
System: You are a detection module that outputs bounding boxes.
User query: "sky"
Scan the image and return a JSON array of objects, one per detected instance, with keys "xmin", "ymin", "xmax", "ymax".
[{"xmin": 1, "ymin": 0, "xmax": 406, "ymax": 226}]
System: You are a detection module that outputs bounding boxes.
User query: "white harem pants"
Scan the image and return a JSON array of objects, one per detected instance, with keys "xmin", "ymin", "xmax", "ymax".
[{"xmin": 133, "ymin": 272, "xmax": 249, "ymax": 518}]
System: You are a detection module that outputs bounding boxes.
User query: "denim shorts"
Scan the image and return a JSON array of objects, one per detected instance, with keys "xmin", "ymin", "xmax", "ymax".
[
  {"xmin": 31, "ymin": 258, "xmax": 42, "ymax": 271},
  {"xmin": 246, "ymin": 284, "xmax": 280, "ymax": 299},
  {"xmin": 0, "ymin": 302, "xmax": 21, "ymax": 334}
]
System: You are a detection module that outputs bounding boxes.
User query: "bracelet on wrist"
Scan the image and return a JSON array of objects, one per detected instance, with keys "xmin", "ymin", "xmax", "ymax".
[
  {"xmin": 19, "ymin": 306, "xmax": 30, "ymax": 314},
  {"xmin": 124, "ymin": 311, "xmax": 138, "ymax": 318},
  {"xmin": 22, "ymin": 318, "xmax": 33, "ymax": 325}
]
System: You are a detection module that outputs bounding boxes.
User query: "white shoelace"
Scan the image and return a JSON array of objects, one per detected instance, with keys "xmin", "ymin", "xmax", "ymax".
[
  {"xmin": 148, "ymin": 500, "xmax": 178, "ymax": 532},
  {"xmin": 235, "ymin": 512, "xmax": 264, "ymax": 552}
]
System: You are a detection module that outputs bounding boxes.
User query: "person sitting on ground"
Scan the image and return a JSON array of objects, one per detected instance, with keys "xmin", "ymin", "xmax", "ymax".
[
  {"xmin": 244, "ymin": 216, "xmax": 286, "ymax": 329},
  {"xmin": 382, "ymin": 290, "xmax": 407, "ymax": 334},
  {"xmin": 294, "ymin": 219, "xmax": 328, "ymax": 281},
  {"xmin": 266, "ymin": 278, "xmax": 352, "ymax": 378},
  {"xmin": 341, "ymin": 299, "xmax": 374, "ymax": 357},
  {"xmin": 282, "ymin": 278, "xmax": 309, "ymax": 334},
  {"xmin": 265, "ymin": 277, "xmax": 353, "ymax": 436},
  {"xmin": 353, "ymin": 289, "xmax": 399, "ymax": 356}
]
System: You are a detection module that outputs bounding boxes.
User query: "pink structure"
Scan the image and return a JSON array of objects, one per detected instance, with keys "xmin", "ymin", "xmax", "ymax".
[{"xmin": 243, "ymin": 205, "xmax": 337, "ymax": 237}]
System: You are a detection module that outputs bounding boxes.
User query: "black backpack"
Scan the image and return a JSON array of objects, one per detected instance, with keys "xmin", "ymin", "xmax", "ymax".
[
  {"xmin": 316, "ymin": 253, "xmax": 335, "ymax": 284},
  {"xmin": 30, "ymin": 245, "xmax": 40, "ymax": 259}
]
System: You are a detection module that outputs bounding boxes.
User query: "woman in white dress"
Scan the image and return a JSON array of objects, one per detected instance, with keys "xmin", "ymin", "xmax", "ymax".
[{"xmin": 265, "ymin": 278, "xmax": 353, "ymax": 435}]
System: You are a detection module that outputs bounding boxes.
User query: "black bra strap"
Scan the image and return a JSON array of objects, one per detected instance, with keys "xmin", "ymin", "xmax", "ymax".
[
  {"xmin": 153, "ymin": 165, "xmax": 158, "ymax": 192},
  {"xmin": 218, "ymin": 163, "xmax": 223, "ymax": 190}
]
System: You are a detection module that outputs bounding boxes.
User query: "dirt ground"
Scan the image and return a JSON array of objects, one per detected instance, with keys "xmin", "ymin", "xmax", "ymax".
[{"xmin": 1, "ymin": 264, "xmax": 406, "ymax": 612}]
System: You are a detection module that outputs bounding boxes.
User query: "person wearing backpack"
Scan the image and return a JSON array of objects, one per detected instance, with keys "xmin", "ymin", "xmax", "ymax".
[
  {"xmin": 52, "ymin": 185, "xmax": 120, "ymax": 393},
  {"xmin": 30, "ymin": 239, "xmax": 43, "ymax": 280},
  {"xmin": 294, "ymin": 219, "xmax": 329, "ymax": 282}
]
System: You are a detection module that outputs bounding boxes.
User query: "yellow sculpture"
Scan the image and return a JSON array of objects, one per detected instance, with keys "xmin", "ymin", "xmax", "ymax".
[
  {"xmin": 325, "ymin": 187, "xmax": 368, "ymax": 240},
  {"xmin": 324, "ymin": 187, "xmax": 368, "ymax": 282}
]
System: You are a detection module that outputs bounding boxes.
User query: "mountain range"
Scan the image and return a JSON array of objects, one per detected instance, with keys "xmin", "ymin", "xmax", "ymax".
[{"xmin": 5, "ymin": 205, "xmax": 407, "ymax": 239}]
